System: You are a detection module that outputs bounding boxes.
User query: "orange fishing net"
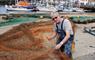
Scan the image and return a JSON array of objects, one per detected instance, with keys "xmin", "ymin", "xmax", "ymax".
[{"xmin": 0, "ymin": 21, "xmax": 71, "ymax": 60}]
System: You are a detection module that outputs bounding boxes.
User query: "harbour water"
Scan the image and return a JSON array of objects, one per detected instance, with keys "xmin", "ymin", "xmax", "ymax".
[{"xmin": 0, "ymin": 6, "xmax": 7, "ymax": 14}]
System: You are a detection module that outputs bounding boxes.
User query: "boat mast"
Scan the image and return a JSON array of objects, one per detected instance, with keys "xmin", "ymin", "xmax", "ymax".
[
  {"xmin": 15, "ymin": 0, "xmax": 17, "ymax": 5},
  {"xmin": 9, "ymin": 0, "xmax": 12, "ymax": 5},
  {"xmin": 17, "ymin": 0, "xmax": 19, "ymax": 4},
  {"xmin": 46, "ymin": 0, "xmax": 49, "ymax": 7}
]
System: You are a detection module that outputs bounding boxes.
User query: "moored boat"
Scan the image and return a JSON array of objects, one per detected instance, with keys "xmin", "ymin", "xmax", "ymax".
[{"xmin": 5, "ymin": 0, "xmax": 33, "ymax": 12}]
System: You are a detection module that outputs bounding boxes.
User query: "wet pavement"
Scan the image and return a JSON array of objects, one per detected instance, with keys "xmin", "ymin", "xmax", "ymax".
[
  {"xmin": 73, "ymin": 23, "xmax": 95, "ymax": 60},
  {"xmin": 75, "ymin": 52, "xmax": 95, "ymax": 60}
]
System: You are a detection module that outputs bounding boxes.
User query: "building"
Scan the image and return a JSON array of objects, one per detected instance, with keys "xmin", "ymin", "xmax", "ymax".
[{"xmin": 79, "ymin": 0, "xmax": 95, "ymax": 5}]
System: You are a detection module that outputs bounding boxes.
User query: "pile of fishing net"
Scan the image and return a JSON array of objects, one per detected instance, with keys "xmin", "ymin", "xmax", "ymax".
[{"xmin": 0, "ymin": 21, "xmax": 70, "ymax": 60}]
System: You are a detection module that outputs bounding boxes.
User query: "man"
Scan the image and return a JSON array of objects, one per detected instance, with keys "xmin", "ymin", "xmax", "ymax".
[{"xmin": 47, "ymin": 13, "xmax": 74, "ymax": 59}]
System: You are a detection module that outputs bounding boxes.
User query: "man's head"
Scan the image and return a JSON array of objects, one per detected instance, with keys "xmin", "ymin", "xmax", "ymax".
[{"xmin": 51, "ymin": 12, "xmax": 61, "ymax": 24}]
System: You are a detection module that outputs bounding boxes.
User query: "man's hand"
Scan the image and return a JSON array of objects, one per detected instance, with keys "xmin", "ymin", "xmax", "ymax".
[
  {"xmin": 55, "ymin": 43, "xmax": 63, "ymax": 49},
  {"xmin": 46, "ymin": 36, "xmax": 51, "ymax": 41}
]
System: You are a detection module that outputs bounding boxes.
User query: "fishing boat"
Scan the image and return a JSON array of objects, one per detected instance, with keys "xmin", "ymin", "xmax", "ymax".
[
  {"xmin": 5, "ymin": 6, "xmax": 32, "ymax": 11},
  {"xmin": 5, "ymin": 0, "xmax": 33, "ymax": 12}
]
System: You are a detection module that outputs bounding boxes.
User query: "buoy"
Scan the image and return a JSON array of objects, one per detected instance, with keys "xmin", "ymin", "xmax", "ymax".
[
  {"xmin": 40, "ymin": 16, "xmax": 43, "ymax": 19},
  {"xmin": 77, "ymin": 16, "xmax": 80, "ymax": 20},
  {"xmin": 72, "ymin": 41, "xmax": 75, "ymax": 52}
]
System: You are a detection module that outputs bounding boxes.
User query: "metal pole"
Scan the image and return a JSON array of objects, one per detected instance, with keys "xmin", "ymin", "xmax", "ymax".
[
  {"xmin": 17, "ymin": 0, "xmax": 18, "ymax": 3},
  {"xmin": 15, "ymin": 0, "xmax": 16, "ymax": 4},
  {"xmin": 9, "ymin": 0, "xmax": 11, "ymax": 5}
]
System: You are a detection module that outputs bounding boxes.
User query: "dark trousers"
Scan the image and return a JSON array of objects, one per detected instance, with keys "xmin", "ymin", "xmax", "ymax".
[{"xmin": 56, "ymin": 35, "xmax": 74, "ymax": 58}]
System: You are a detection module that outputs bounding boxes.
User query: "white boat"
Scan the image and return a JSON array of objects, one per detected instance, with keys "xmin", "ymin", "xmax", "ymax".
[
  {"xmin": 35, "ymin": 2, "xmax": 56, "ymax": 12},
  {"xmin": 72, "ymin": 8, "xmax": 84, "ymax": 12},
  {"xmin": 37, "ymin": 4, "xmax": 57, "ymax": 12},
  {"xmin": 5, "ymin": 5, "xmax": 32, "ymax": 11},
  {"xmin": 37, "ymin": 6, "xmax": 57, "ymax": 12},
  {"xmin": 5, "ymin": 0, "xmax": 32, "ymax": 12},
  {"xmin": 63, "ymin": 8, "xmax": 73, "ymax": 12}
]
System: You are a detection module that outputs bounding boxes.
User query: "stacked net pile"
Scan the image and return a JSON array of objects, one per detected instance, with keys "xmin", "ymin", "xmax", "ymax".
[{"xmin": 0, "ymin": 21, "xmax": 70, "ymax": 60}]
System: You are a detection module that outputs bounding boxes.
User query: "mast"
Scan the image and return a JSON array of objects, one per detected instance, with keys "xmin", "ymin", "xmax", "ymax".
[
  {"xmin": 15, "ymin": 0, "xmax": 17, "ymax": 4},
  {"xmin": 17, "ymin": 0, "xmax": 19, "ymax": 4},
  {"xmin": 9, "ymin": 0, "xmax": 12, "ymax": 5}
]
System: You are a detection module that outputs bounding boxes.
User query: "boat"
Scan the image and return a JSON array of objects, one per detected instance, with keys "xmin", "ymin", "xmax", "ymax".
[
  {"xmin": 5, "ymin": 0, "xmax": 33, "ymax": 12},
  {"xmin": 5, "ymin": 5, "xmax": 32, "ymax": 11},
  {"xmin": 37, "ymin": 6, "xmax": 57, "ymax": 12},
  {"xmin": 36, "ymin": 3, "xmax": 57, "ymax": 12},
  {"xmin": 84, "ymin": 27, "xmax": 95, "ymax": 36},
  {"xmin": 72, "ymin": 8, "xmax": 84, "ymax": 12}
]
